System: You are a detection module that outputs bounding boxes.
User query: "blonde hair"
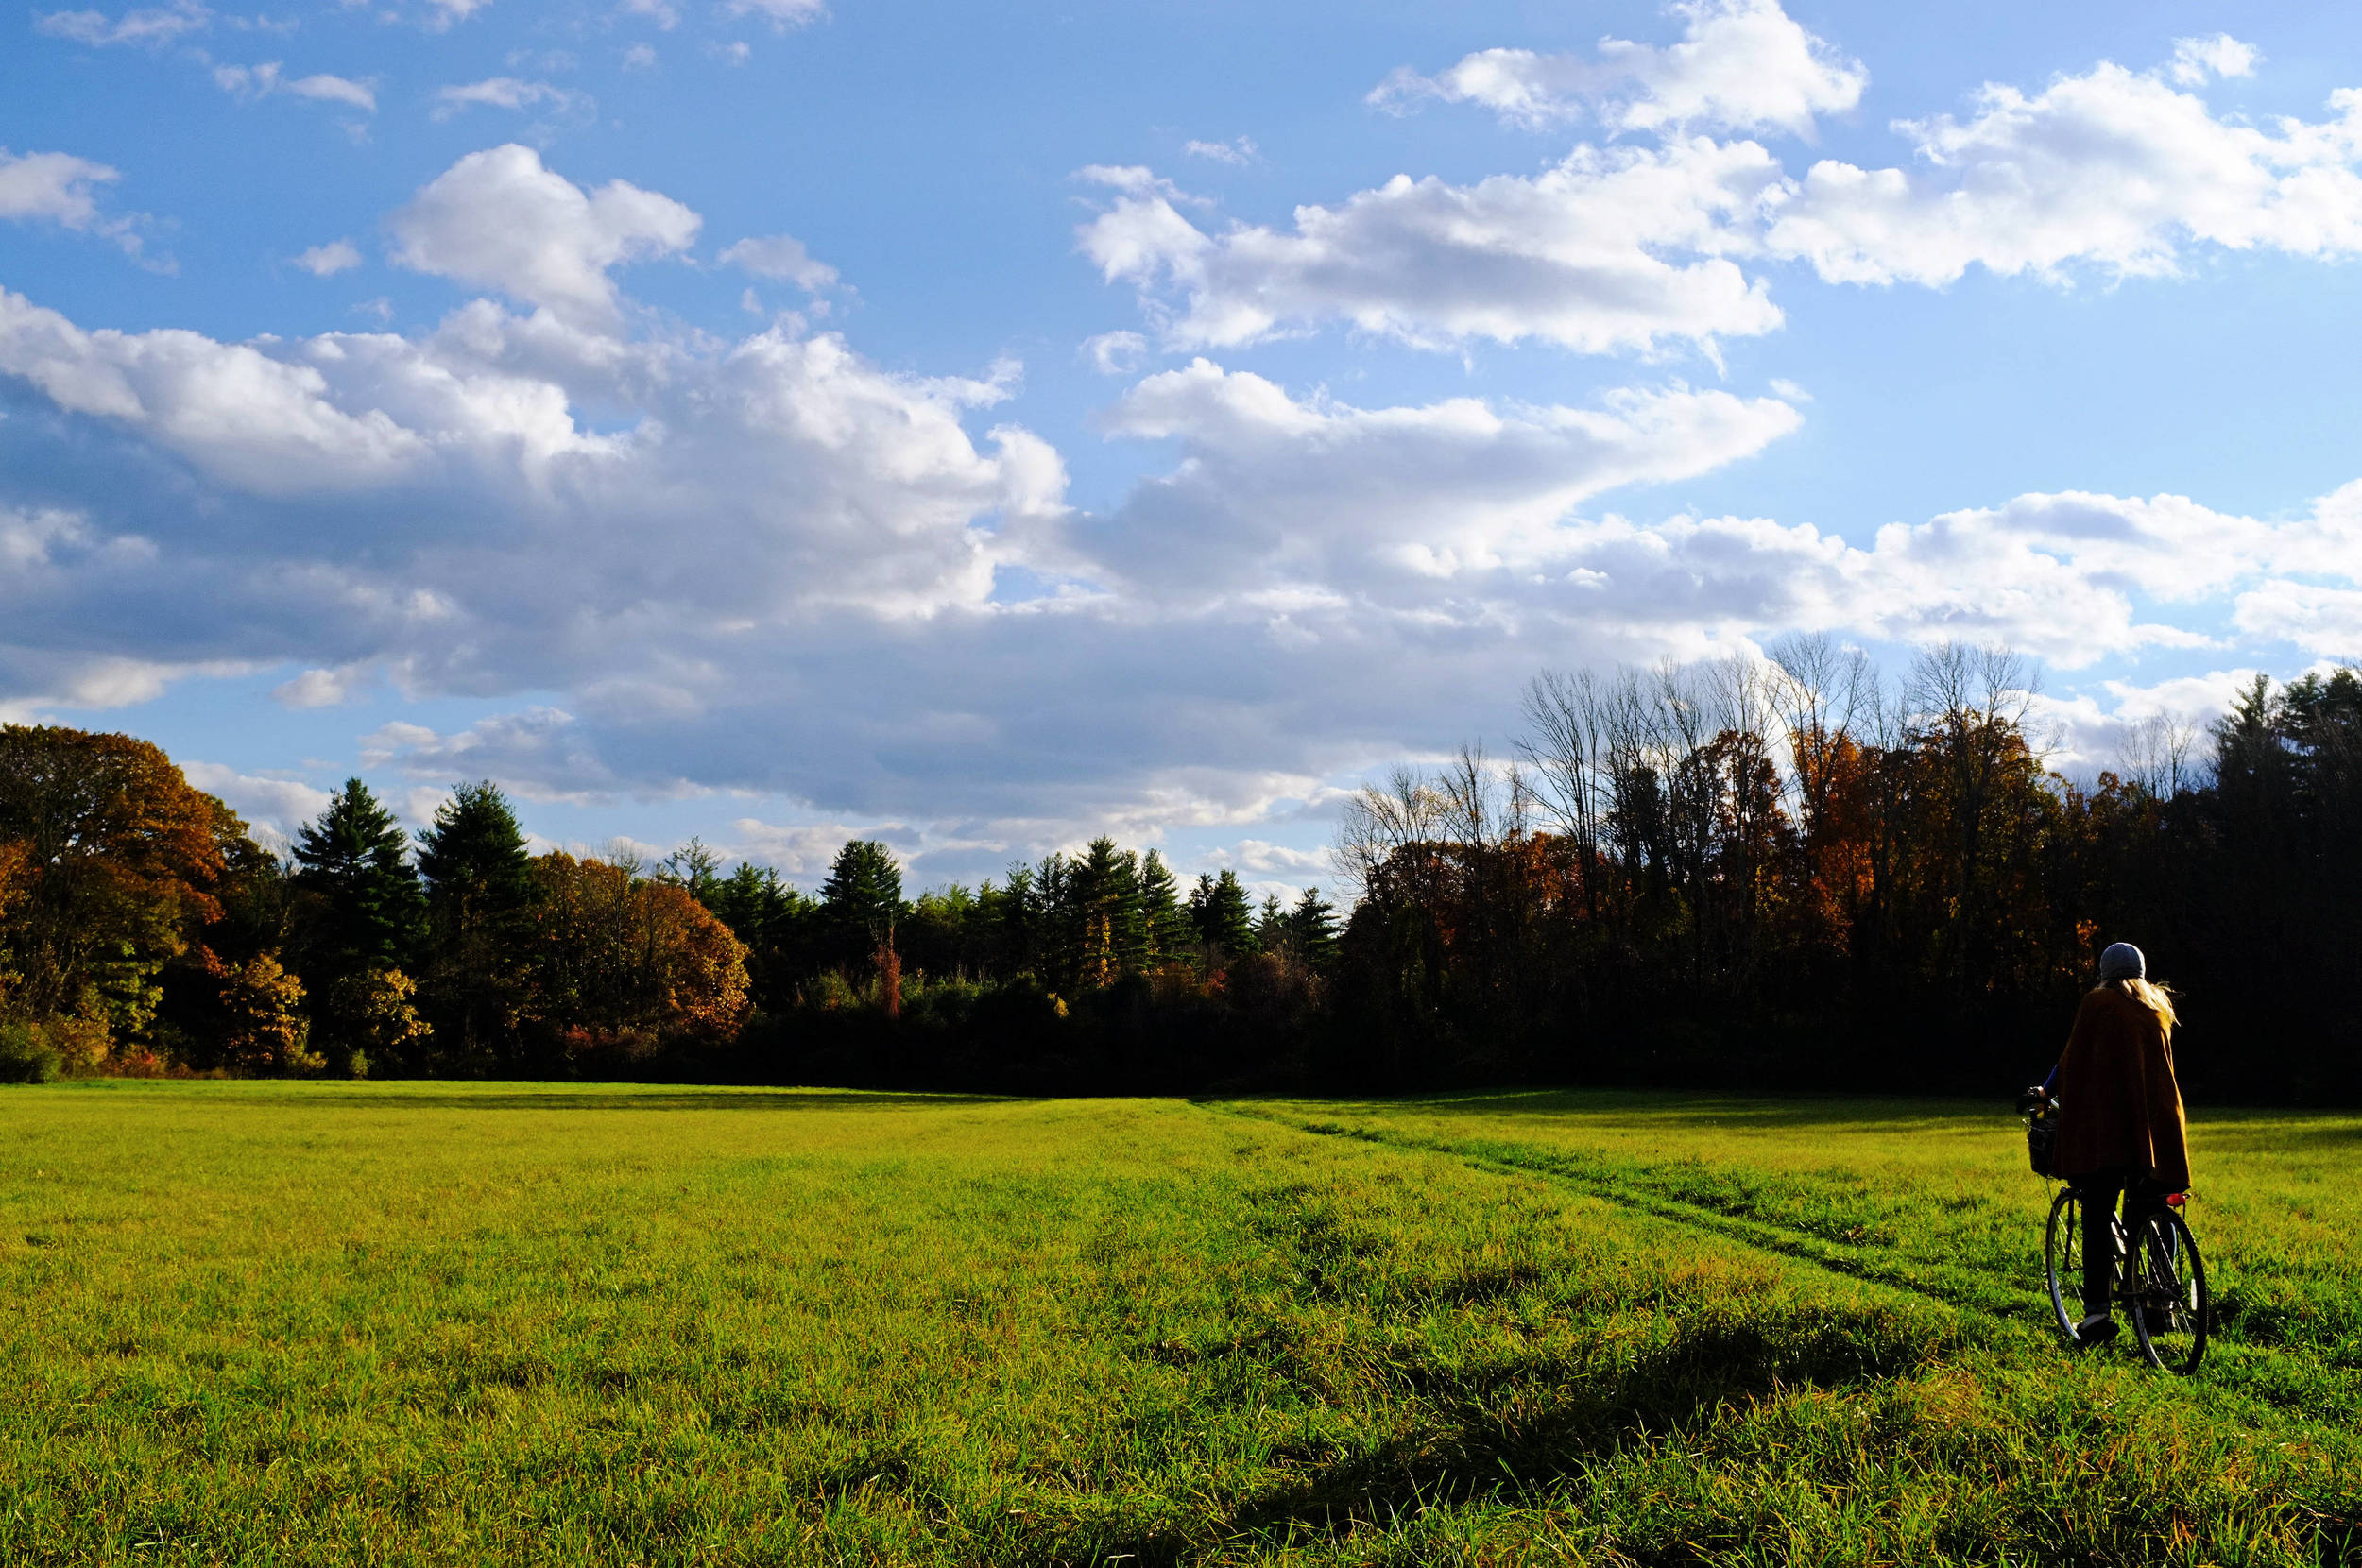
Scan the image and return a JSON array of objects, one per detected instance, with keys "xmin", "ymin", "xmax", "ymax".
[{"xmin": 2108, "ymin": 976, "xmax": 2178, "ymax": 1031}]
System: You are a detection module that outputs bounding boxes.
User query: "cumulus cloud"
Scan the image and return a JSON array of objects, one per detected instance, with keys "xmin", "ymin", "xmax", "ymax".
[
  {"xmin": 1075, "ymin": 143, "xmax": 1784, "ymax": 355},
  {"xmin": 1764, "ymin": 56, "xmax": 2362, "ymax": 286},
  {"xmin": 1372, "ymin": 0, "xmax": 1864, "ymax": 139},
  {"xmin": 34, "ymin": 0, "xmax": 209, "ymax": 46},
  {"xmin": 2169, "ymin": 33, "xmax": 2260, "ymax": 88},
  {"xmin": 180, "ymin": 761, "xmax": 332, "ymax": 844},
  {"xmin": 720, "ymin": 233, "xmax": 837, "ymax": 291},
  {"xmin": 1100, "ymin": 361, "xmax": 1804, "ymax": 597},
  {"xmin": 0, "ymin": 148, "xmax": 152, "ymax": 263},
  {"xmin": 293, "ymin": 239, "xmax": 362, "ymax": 277},
  {"xmin": 1085, "ymin": 43, "xmax": 2362, "ymax": 365},
  {"xmin": 388, "ymin": 144, "xmax": 698, "ymax": 326},
  {"xmin": 214, "ymin": 62, "xmax": 378, "ymax": 112},
  {"xmin": 0, "ymin": 149, "xmax": 121, "ymax": 230}
]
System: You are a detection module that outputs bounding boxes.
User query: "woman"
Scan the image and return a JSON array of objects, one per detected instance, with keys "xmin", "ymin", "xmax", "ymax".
[{"xmin": 2038, "ymin": 942, "xmax": 2190, "ymax": 1345}]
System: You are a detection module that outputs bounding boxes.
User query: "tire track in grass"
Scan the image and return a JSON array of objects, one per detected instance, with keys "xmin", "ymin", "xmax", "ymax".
[
  {"xmin": 1212, "ymin": 1102, "xmax": 2362, "ymax": 1420},
  {"xmin": 1208, "ymin": 1102, "xmax": 2053, "ymax": 1335}
]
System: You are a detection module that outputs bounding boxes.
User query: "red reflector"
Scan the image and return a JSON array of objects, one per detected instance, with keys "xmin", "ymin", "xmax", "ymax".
[{"xmin": 2165, "ymin": 1192, "xmax": 2185, "ymax": 1207}]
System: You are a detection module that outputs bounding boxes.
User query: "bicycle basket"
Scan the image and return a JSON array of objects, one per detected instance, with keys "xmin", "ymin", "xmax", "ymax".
[{"xmin": 2026, "ymin": 1107, "xmax": 2058, "ymax": 1177}]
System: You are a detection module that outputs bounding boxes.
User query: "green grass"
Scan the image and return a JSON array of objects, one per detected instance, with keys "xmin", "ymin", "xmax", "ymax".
[{"xmin": 1, "ymin": 1082, "xmax": 2358, "ymax": 1565}]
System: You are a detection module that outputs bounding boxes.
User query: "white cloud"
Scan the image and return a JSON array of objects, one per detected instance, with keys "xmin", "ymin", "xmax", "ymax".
[
  {"xmin": 720, "ymin": 233, "xmax": 837, "ymax": 291},
  {"xmin": 712, "ymin": 40, "xmax": 751, "ymax": 65},
  {"xmin": 271, "ymin": 665, "xmax": 364, "ymax": 707},
  {"xmin": 388, "ymin": 144, "xmax": 698, "ymax": 326},
  {"xmin": 1372, "ymin": 0, "xmax": 1865, "ymax": 139},
  {"xmin": 1764, "ymin": 62, "xmax": 2362, "ymax": 286},
  {"xmin": 293, "ymin": 239, "xmax": 362, "ymax": 276},
  {"xmin": 721, "ymin": 0, "xmax": 823, "ymax": 29},
  {"xmin": 34, "ymin": 0, "xmax": 209, "ymax": 46},
  {"xmin": 180, "ymin": 761, "xmax": 332, "ymax": 844},
  {"xmin": 1075, "ymin": 142, "xmax": 1784, "ymax": 355},
  {"xmin": 622, "ymin": 42, "xmax": 659, "ymax": 70},
  {"xmin": 1184, "ymin": 137, "xmax": 1258, "ymax": 166},
  {"xmin": 2169, "ymin": 33, "xmax": 2259, "ymax": 88},
  {"xmin": 1100, "ymin": 360, "xmax": 1805, "ymax": 597},
  {"xmin": 214, "ymin": 62, "xmax": 379, "ymax": 112},
  {"xmin": 621, "ymin": 0, "xmax": 676, "ymax": 28},
  {"xmin": 431, "ymin": 78, "xmax": 596, "ymax": 128},
  {"xmin": 1081, "ymin": 330, "xmax": 1147, "ymax": 374},
  {"xmin": 0, "ymin": 148, "xmax": 121, "ymax": 230},
  {"xmin": 423, "ymin": 0, "xmax": 490, "ymax": 28}
]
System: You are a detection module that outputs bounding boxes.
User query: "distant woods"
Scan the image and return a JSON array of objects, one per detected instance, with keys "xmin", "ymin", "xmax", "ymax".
[
  {"xmin": 2, "ymin": 640, "xmax": 2356, "ymax": 1097},
  {"xmin": 0, "ymin": 726, "xmax": 1338, "ymax": 1088},
  {"xmin": 1330, "ymin": 639, "xmax": 2362, "ymax": 1100}
]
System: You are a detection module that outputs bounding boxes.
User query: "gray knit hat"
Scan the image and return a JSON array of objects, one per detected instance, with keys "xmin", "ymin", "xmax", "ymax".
[{"xmin": 2099, "ymin": 942, "xmax": 2146, "ymax": 980}]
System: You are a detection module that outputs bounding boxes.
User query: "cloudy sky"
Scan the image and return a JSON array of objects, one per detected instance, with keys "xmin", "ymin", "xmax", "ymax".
[{"xmin": 6, "ymin": 0, "xmax": 2361, "ymax": 895}]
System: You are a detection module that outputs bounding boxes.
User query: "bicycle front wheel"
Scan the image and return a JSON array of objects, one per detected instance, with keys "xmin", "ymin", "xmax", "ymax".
[
  {"xmin": 2044, "ymin": 1186, "xmax": 2085, "ymax": 1343},
  {"xmin": 2128, "ymin": 1209, "xmax": 2208, "ymax": 1374}
]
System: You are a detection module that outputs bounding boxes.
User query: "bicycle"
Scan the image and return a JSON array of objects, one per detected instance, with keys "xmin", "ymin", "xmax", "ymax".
[{"xmin": 2021, "ymin": 1091, "xmax": 2210, "ymax": 1374}]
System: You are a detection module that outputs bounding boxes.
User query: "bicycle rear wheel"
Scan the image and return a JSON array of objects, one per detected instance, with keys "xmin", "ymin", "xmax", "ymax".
[
  {"xmin": 2128, "ymin": 1210, "xmax": 2208, "ymax": 1374},
  {"xmin": 2043, "ymin": 1186, "xmax": 2085, "ymax": 1343}
]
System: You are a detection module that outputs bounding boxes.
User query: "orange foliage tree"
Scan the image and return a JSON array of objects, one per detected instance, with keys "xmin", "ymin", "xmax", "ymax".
[
  {"xmin": 524, "ymin": 851, "xmax": 750, "ymax": 1054},
  {"xmin": 0, "ymin": 725, "xmax": 260, "ymax": 1048}
]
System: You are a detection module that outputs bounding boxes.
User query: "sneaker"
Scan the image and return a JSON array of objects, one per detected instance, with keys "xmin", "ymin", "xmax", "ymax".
[{"xmin": 2075, "ymin": 1312, "xmax": 2118, "ymax": 1346}]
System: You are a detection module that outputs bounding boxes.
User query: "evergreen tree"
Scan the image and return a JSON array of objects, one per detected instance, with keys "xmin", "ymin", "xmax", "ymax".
[
  {"xmin": 1254, "ymin": 894, "xmax": 1289, "ymax": 954},
  {"xmin": 1070, "ymin": 837, "xmax": 1147, "ymax": 988},
  {"xmin": 1189, "ymin": 870, "xmax": 1257, "ymax": 957},
  {"xmin": 292, "ymin": 778, "xmax": 424, "ymax": 977},
  {"xmin": 821, "ymin": 840, "xmax": 905, "ymax": 963},
  {"xmin": 1138, "ymin": 850, "xmax": 1192, "ymax": 966},
  {"xmin": 415, "ymin": 781, "xmax": 536, "ymax": 1068},
  {"xmin": 1287, "ymin": 886, "xmax": 1341, "ymax": 968},
  {"xmin": 661, "ymin": 837, "xmax": 725, "ymax": 905}
]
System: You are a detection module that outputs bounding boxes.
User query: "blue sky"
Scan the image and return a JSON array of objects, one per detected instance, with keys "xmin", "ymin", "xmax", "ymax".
[{"xmin": 5, "ymin": 0, "xmax": 2361, "ymax": 898}]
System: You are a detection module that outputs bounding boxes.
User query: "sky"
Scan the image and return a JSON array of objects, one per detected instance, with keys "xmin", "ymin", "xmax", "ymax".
[{"xmin": 5, "ymin": 0, "xmax": 2362, "ymax": 900}]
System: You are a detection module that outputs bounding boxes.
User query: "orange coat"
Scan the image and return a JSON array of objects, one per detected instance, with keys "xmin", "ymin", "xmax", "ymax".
[{"xmin": 2053, "ymin": 985, "xmax": 2190, "ymax": 1189}]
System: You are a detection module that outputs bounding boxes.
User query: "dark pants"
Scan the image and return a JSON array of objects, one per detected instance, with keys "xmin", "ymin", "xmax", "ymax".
[{"xmin": 2076, "ymin": 1168, "xmax": 2165, "ymax": 1316}]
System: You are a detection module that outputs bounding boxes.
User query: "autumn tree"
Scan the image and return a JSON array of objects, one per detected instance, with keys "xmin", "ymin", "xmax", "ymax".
[{"xmin": 0, "ymin": 725, "xmax": 255, "ymax": 1053}]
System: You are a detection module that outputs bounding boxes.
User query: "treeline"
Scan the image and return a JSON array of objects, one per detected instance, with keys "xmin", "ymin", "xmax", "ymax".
[
  {"xmin": 1329, "ymin": 640, "xmax": 2362, "ymax": 1101},
  {"xmin": 4, "ymin": 640, "xmax": 2357, "ymax": 1098},
  {"xmin": 0, "ymin": 725, "xmax": 1338, "ymax": 1089}
]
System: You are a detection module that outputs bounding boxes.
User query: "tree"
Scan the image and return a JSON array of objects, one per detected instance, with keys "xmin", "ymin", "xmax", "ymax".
[
  {"xmin": 1070, "ymin": 837, "xmax": 1147, "ymax": 989},
  {"xmin": 1189, "ymin": 870, "xmax": 1257, "ymax": 959},
  {"xmin": 320, "ymin": 967, "xmax": 428, "ymax": 1077},
  {"xmin": 1255, "ymin": 894, "xmax": 1289, "ymax": 954},
  {"xmin": 293, "ymin": 779, "xmax": 425, "ymax": 972},
  {"xmin": 0, "ymin": 725, "xmax": 253, "ymax": 1049},
  {"xmin": 216, "ymin": 952, "xmax": 319, "ymax": 1075},
  {"xmin": 1286, "ymin": 887, "xmax": 1341, "ymax": 968},
  {"xmin": 821, "ymin": 840, "xmax": 905, "ymax": 963},
  {"xmin": 526, "ymin": 852, "xmax": 750, "ymax": 1053},
  {"xmin": 1138, "ymin": 850, "xmax": 1192, "ymax": 968},
  {"xmin": 416, "ymin": 781, "xmax": 537, "ymax": 1069}
]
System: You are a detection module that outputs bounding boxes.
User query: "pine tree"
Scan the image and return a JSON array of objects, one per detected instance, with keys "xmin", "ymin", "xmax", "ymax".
[
  {"xmin": 1286, "ymin": 886, "xmax": 1341, "ymax": 968},
  {"xmin": 416, "ymin": 780, "xmax": 536, "ymax": 1068},
  {"xmin": 1190, "ymin": 870, "xmax": 1257, "ymax": 958},
  {"xmin": 292, "ymin": 778, "xmax": 425, "ymax": 977},
  {"xmin": 820, "ymin": 840, "xmax": 905, "ymax": 967},
  {"xmin": 1254, "ymin": 894, "xmax": 1289, "ymax": 954},
  {"xmin": 1138, "ymin": 850, "xmax": 1192, "ymax": 967},
  {"xmin": 1070, "ymin": 837, "xmax": 1147, "ymax": 988}
]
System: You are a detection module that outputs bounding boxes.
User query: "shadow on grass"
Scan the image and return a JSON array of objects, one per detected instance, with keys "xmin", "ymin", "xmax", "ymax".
[{"xmin": 1070, "ymin": 1304, "xmax": 1945, "ymax": 1568}]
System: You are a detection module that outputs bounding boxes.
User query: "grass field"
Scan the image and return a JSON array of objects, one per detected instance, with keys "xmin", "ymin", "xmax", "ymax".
[{"xmin": 2, "ymin": 1083, "xmax": 2358, "ymax": 1565}]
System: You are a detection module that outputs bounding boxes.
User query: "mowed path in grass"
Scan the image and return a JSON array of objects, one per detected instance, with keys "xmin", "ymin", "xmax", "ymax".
[{"xmin": 0, "ymin": 1083, "xmax": 2354, "ymax": 1566}]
